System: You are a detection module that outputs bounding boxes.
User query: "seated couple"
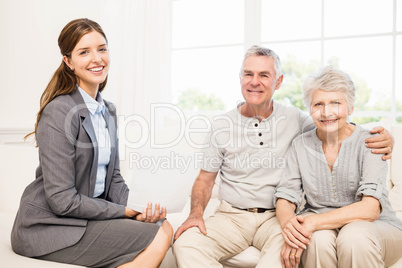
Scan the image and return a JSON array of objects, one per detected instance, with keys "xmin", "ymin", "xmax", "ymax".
[{"xmin": 173, "ymin": 47, "xmax": 402, "ymax": 268}]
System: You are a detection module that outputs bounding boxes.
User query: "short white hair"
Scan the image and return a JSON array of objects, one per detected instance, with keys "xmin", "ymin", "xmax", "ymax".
[
  {"xmin": 240, "ymin": 45, "xmax": 283, "ymax": 79},
  {"xmin": 302, "ymin": 66, "xmax": 355, "ymax": 111}
]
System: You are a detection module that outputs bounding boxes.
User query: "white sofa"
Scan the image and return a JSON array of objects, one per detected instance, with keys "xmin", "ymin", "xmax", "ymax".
[{"xmin": 1, "ymin": 125, "xmax": 402, "ymax": 268}]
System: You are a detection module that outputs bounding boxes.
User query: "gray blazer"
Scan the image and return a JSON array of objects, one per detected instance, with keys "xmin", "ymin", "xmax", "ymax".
[{"xmin": 11, "ymin": 89, "xmax": 129, "ymax": 257}]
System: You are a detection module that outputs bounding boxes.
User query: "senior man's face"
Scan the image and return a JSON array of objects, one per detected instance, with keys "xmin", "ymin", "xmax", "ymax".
[
  {"xmin": 240, "ymin": 55, "xmax": 282, "ymax": 108},
  {"xmin": 310, "ymin": 89, "xmax": 353, "ymax": 135}
]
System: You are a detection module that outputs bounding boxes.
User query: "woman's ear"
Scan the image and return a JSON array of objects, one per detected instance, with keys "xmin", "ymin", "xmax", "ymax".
[
  {"xmin": 63, "ymin": 55, "xmax": 73, "ymax": 71},
  {"xmin": 349, "ymin": 106, "xmax": 354, "ymax": 115}
]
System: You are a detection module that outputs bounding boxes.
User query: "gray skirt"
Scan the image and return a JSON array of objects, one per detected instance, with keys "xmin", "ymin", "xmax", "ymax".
[{"xmin": 36, "ymin": 218, "xmax": 160, "ymax": 267}]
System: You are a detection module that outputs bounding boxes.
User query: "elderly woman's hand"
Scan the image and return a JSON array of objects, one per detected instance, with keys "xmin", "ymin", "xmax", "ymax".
[
  {"xmin": 282, "ymin": 215, "xmax": 312, "ymax": 249},
  {"xmin": 365, "ymin": 126, "xmax": 394, "ymax": 160}
]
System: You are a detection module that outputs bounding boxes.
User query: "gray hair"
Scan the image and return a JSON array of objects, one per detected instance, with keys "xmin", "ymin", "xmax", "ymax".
[
  {"xmin": 302, "ymin": 66, "xmax": 355, "ymax": 111},
  {"xmin": 240, "ymin": 45, "xmax": 283, "ymax": 79}
]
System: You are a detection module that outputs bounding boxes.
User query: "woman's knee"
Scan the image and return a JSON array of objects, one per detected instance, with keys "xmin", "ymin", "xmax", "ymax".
[
  {"xmin": 162, "ymin": 220, "xmax": 173, "ymax": 245},
  {"xmin": 157, "ymin": 220, "xmax": 173, "ymax": 250},
  {"xmin": 309, "ymin": 229, "xmax": 336, "ymax": 249},
  {"xmin": 144, "ymin": 220, "xmax": 173, "ymax": 258},
  {"xmin": 301, "ymin": 230, "xmax": 337, "ymax": 268},
  {"xmin": 337, "ymin": 221, "xmax": 380, "ymax": 253},
  {"xmin": 336, "ymin": 222, "xmax": 384, "ymax": 267}
]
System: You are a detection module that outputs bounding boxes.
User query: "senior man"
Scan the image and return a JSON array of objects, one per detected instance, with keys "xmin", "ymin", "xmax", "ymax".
[{"xmin": 173, "ymin": 45, "xmax": 393, "ymax": 267}]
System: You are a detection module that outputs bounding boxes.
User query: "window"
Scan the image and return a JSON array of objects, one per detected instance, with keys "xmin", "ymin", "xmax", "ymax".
[
  {"xmin": 172, "ymin": 0, "xmax": 244, "ymax": 112},
  {"xmin": 171, "ymin": 0, "xmax": 402, "ymax": 125}
]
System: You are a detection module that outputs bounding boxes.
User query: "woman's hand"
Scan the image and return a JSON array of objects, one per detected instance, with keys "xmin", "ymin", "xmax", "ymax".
[
  {"xmin": 124, "ymin": 207, "xmax": 140, "ymax": 218},
  {"xmin": 135, "ymin": 202, "xmax": 167, "ymax": 223},
  {"xmin": 299, "ymin": 215, "xmax": 316, "ymax": 235},
  {"xmin": 280, "ymin": 242, "xmax": 304, "ymax": 268},
  {"xmin": 282, "ymin": 215, "xmax": 312, "ymax": 249}
]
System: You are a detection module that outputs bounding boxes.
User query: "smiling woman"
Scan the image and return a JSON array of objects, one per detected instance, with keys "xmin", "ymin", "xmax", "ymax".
[
  {"xmin": 63, "ymin": 31, "xmax": 110, "ymax": 98},
  {"xmin": 275, "ymin": 66, "xmax": 402, "ymax": 268},
  {"xmin": 309, "ymin": 90, "xmax": 353, "ymax": 138},
  {"xmin": 11, "ymin": 18, "xmax": 173, "ymax": 268}
]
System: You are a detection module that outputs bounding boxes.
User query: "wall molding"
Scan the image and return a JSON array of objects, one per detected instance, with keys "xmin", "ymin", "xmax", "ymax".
[{"xmin": 0, "ymin": 128, "xmax": 34, "ymax": 145}]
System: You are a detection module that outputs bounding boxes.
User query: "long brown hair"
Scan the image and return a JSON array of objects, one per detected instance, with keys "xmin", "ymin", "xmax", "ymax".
[{"xmin": 26, "ymin": 18, "xmax": 108, "ymax": 141}]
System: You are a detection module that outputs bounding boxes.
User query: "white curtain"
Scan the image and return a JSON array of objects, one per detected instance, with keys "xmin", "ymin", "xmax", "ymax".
[
  {"xmin": 98, "ymin": 1, "xmax": 192, "ymax": 206},
  {"xmin": 101, "ymin": 0, "xmax": 173, "ymax": 119}
]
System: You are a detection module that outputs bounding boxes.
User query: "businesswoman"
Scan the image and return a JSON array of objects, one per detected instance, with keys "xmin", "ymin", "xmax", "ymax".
[
  {"xmin": 275, "ymin": 66, "xmax": 402, "ymax": 268},
  {"xmin": 11, "ymin": 18, "xmax": 172, "ymax": 268}
]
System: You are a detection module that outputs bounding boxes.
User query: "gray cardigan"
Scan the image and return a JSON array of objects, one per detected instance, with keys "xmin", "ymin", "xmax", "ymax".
[
  {"xmin": 275, "ymin": 124, "xmax": 402, "ymax": 231},
  {"xmin": 11, "ymin": 89, "xmax": 129, "ymax": 257}
]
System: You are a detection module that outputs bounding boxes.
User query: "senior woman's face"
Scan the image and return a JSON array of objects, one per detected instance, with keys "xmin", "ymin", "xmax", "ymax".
[{"xmin": 310, "ymin": 89, "xmax": 352, "ymax": 135}]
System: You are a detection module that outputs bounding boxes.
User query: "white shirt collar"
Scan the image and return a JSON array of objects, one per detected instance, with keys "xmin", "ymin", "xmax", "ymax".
[{"xmin": 78, "ymin": 86, "xmax": 105, "ymax": 116}]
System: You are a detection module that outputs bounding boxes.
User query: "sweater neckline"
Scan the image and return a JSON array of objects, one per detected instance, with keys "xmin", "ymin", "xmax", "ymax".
[
  {"xmin": 236, "ymin": 101, "xmax": 278, "ymax": 122},
  {"xmin": 312, "ymin": 122, "xmax": 359, "ymax": 146}
]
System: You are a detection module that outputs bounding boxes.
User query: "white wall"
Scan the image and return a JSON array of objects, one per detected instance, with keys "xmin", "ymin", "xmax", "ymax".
[
  {"xmin": 0, "ymin": 0, "xmax": 104, "ymax": 130},
  {"xmin": 0, "ymin": 0, "xmax": 172, "ymax": 140},
  {"xmin": 0, "ymin": 0, "xmax": 193, "ymax": 210}
]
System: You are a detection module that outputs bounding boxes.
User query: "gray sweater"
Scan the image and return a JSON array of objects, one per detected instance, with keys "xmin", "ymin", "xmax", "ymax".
[
  {"xmin": 275, "ymin": 124, "xmax": 402, "ymax": 231},
  {"xmin": 201, "ymin": 102, "xmax": 314, "ymax": 209}
]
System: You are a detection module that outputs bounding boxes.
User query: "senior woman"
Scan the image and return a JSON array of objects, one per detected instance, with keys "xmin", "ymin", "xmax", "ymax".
[{"xmin": 274, "ymin": 66, "xmax": 402, "ymax": 268}]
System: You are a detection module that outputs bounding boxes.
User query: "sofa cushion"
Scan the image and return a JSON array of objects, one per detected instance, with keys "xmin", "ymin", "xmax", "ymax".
[
  {"xmin": 220, "ymin": 246, "xmax": 260, "ymax": 268},
  {"xmin": 389, "ymin": 126, "xmax": 402, "ymax": 216}
]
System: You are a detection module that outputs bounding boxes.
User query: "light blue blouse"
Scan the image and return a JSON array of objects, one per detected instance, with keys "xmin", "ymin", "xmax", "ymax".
[{"xmin": 78, "ymin": 87, "xmax": 111, "ymax": 197}]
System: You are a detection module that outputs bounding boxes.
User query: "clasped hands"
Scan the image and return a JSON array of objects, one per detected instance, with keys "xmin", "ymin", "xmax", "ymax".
[
  {"xmin": 281, "ymin": 215, "xmax": 314, "ymax": 268},
  {"xmin": 125, "ymin": 202, "xmax": 167, "ymax": 223}
]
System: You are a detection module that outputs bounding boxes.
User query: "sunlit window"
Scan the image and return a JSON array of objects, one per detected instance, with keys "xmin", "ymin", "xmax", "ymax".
[
  {"xmin": 171, "ymin": 0, "xmax": 402, "ymax": 125},
  {"xmin": 172, "ymin": 0, "xmax": 244, "ymax": 112},
  {"xmin": 261, "ymin": 0, "xmax": 321, "ymax": 41}
]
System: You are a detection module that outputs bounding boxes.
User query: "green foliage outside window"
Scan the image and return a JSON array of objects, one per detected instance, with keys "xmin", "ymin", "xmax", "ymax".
[
  {"xmin": 274, "ymin": 56, "xmax": 400, "ymax": 125},
  {"xmin": 175, "ymin": 56, "xmax": 401, "ymax": 125},
  {"xmin": 176, "ymin": 88, "xmax": 226, "ymax": 111}
]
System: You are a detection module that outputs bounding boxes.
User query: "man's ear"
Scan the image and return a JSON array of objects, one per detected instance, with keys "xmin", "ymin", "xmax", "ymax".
[
  {"xmin": 63, "ymin": 55, "xmax": 73, "ymax": 71},
  {"xmin": 275, "ymin": 75, "xmax": 283, "ymax": 90}
]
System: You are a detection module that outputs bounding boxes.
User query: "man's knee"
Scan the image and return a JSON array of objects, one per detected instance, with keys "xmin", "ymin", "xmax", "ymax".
[
  {"xmin": 173, "ymin": 226, "xmax": 206, "ymax": 255},
  {"xmin": 173, "ymin": 226, "xmax": 221, "ymax": 267},
  {"xmin": 253, "ymin": 214, "xmax": 283, "ymax": 249}
]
